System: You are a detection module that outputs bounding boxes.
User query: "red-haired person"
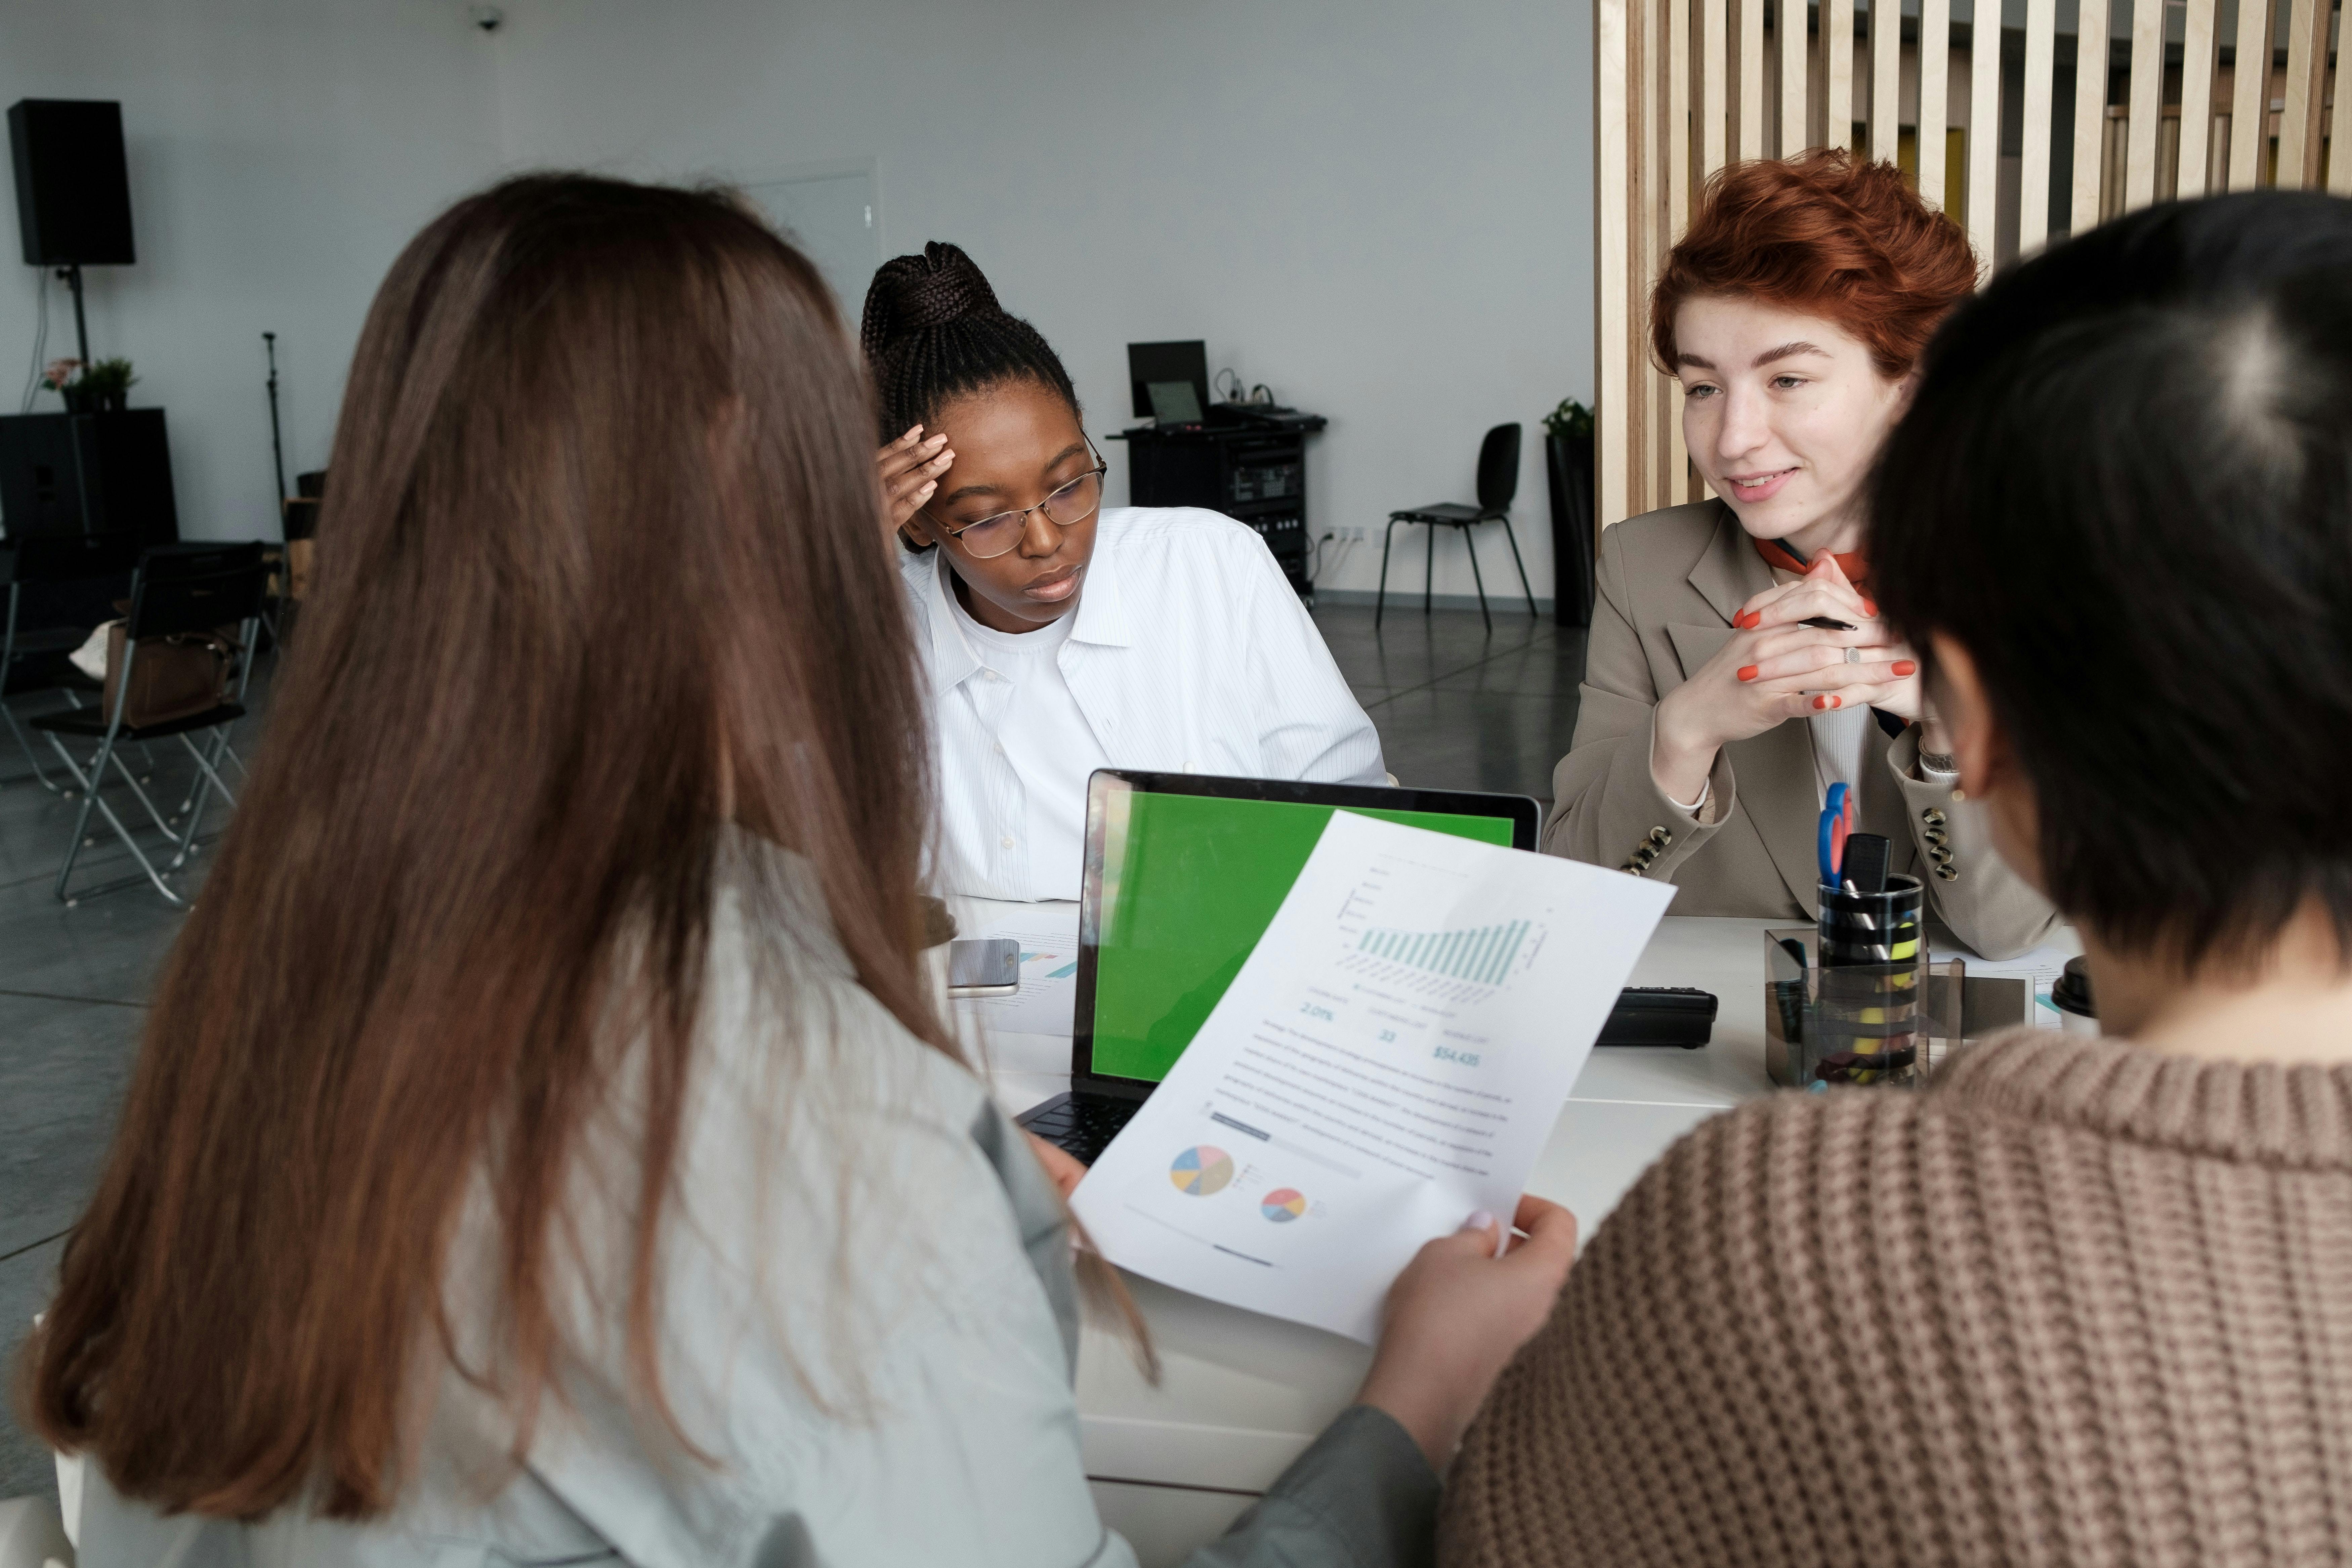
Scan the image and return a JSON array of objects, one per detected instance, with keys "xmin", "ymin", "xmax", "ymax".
[{"xmin": 1546, "ymin": 152, "xmax": 2056, "ymax": 957}]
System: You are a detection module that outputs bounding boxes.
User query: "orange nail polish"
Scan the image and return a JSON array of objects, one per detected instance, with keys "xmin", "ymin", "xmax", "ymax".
[
  {"xmin": 1812, "ymin": 695, "xmax": 1827, "ymax": 709},
  {"xmin": 1893, "ymin": 660, "xmax": 1917, "ymax": 677},
  {"xmin": 1737, "ymin": 665, "xmax": 1760, "ymax": 682},
  {"xmin": 1829, "ymin": 695, "xmax": 1843, "ymax": 708},
  {"xmin": 1862, "ymin": 599, "xmax": 1879, "ymax": 617},
  {"xmin": 1734, "ymin": 609, "xmax": 1758, "ymax": 629}
]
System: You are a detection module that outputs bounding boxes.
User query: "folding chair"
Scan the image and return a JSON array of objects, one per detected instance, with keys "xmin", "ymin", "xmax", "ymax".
[
  {"xmin": 34, "ymin": 541, "xmax": 268, "ymax": 905},
  {"xmin": 1, "ymin": 531, "xmax": 140, "ymax": 792}
]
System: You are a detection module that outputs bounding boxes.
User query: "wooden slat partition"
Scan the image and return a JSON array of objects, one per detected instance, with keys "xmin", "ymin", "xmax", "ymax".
[
  {"xmin": 2227, "ymin": 0, "xmax": 2273, "ymax": 190},
  {"xmin": 2276, "ymin": 0, "xmax": 2329, "ymax": 187},
  {"xmin": 1703, "ymin": 0, "xmax": 1730, "ymax": 176},
  {"xmin": 1918, "ymin": 0, "xmax": 1952, "ymax": 218},
  {"xmin": 2122, "ymin": 0, "xmax": 2166, "ymax": 207},
  {"xmin": 1593, "ymin": 0, "xmax": 2347, "ymax": 534},
  {"xmin": 1739, "ymin": 0, "xmax": 1767, "ymax": 157},
  {"xmin": 2019, "ymin": 0, "xmax": 2060, "ymax": 250},
  {"xmin": 2071, "ymin": 0, "xmax": 2113, "ymax": 232},
  {"xmin": 1825, "ymin": 0, "xmax": 1853, "ymax": 153},
  {"xmin": 2333, "ymin": 23, "xmax": 2352, "ymax": 195},
  {"xmin": 1966, "ymin": 0, "xmax": 2002, "ymax": 265},
  {"xmin": 1871, "ymin": 0, "xmax": 1901, "ymax": 160},
  {"xmin": 1777, "ymin": 0, "xmax": 1807, "ymax": 154},
  {"xmin": 2177, "ymin": 0, "xmax": 2220, "ymax": 197}
]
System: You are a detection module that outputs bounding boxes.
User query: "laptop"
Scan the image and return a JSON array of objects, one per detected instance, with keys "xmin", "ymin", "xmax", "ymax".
[{"xmin": 1015, "ymin": 770, "xmax": 1542, "ymax": 1163}]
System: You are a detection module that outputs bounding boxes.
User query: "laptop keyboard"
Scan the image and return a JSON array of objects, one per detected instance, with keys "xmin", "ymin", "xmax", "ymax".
[{"xmin": 1016, "ymin": 1093, "xmax": 1140, "ymax": 1167}]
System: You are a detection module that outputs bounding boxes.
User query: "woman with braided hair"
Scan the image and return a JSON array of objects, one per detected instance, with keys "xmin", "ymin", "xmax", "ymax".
[
  {"xmin": 1546, "ymin": 152, "xmax": 2055, "ymax": 957},
  {"xmin": 865, "ymin": 242, "xmax": 1385, "ymax": 900}
]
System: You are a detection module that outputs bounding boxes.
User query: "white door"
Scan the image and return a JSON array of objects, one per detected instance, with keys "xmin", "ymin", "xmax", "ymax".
[{"xmin": 743, "ymin": 172, "xmax": 879, "ymax": 324}]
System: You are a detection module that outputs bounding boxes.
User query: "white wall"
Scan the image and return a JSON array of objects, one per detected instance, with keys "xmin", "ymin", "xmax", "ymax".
[
  {"xmin": 0, "ymin": 0, "xmax": 504, "ymax": 541},
  {"xmin": 490, "ymin": 0, "xmax": 1593, "ymax": 599},
  {"xmin": 3, "ymin": 1, "xmax": 1595, "ymax": 599}
]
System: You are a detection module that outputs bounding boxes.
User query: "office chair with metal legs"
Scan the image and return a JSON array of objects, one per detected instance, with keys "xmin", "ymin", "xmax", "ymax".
[
  {"xmin": 33, "ymin": 542, "xmax": 268, "ymax": 905},
  {"xmin": 1377, "ymin": 422, "xmax": 1538, "ymax": 633}
]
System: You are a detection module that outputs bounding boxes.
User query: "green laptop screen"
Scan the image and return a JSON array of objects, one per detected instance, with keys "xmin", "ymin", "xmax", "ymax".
[{"xmin": 1086, "ymin": 791, "xmax": 1515, "ymax": 1083}]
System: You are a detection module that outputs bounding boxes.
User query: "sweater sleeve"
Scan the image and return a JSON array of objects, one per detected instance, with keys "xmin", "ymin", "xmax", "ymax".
[{"xmin": 1438, "ymin": 1097, "xmax": 1868, "ymax": 1568}]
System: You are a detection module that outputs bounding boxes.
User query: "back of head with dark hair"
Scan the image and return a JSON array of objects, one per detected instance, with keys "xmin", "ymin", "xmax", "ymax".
[
  {"xmin": 1870, "ymin": 191, "xmax": 2352, "ymax": 965},
  {"xmin": 859, "ymin": 241, "xmax": 1079, "ymax": 440}
]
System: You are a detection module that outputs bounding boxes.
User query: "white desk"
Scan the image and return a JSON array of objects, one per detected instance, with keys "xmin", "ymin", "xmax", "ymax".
[
  {"xmin": 950, "ymin": 900, "xmax": 2077, "ymax": 1561},
  {"xmin": 945, "ymin": 901, "xmax": 1790, "ymax": 1560}
]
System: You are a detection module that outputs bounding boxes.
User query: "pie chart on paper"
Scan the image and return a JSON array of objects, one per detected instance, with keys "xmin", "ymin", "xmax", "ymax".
[
  {"xmin": 1168, "ymin": 1145, "xmax": 1235, "ymax": 1196},
  {"xmin": 1261, "ymin": 1188, "xmax": 1307, "ymax": 1223}
]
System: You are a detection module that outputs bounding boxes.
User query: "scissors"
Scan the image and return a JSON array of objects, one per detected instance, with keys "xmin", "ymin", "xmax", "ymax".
[{"xmin": 1817, "ymin": 780, "xmax": 1856, "ymax": 886}]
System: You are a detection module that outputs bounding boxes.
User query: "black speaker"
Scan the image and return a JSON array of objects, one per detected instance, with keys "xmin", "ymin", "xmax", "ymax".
[
  {"xmin": 8, "ymin": 99, "xmax": 135, "ymax": 266},
  {"xmin": 0, "ymin": 411, "xmax": 177, "ymax": 546}
]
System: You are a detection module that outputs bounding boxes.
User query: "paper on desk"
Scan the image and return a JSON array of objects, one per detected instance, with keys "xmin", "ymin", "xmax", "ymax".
[
  {"xmin": 952, "ymin": 901, "xmax": 1081, "ymax": 1037},
  {"xmin": 1069, "ymin": 810, "xmax": 1676, "ymax": 1343},
  {"xmin": 1953, "ymin": 940, "xmax": 2081, "ymax": 1022}
]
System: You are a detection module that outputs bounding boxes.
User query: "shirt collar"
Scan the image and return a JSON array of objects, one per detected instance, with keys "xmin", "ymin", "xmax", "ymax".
[
  {"xmin": 1066, "ymin": 510, "xmax": 1133, "ymax": 649},
  {"xmin": 917, "ymin": 513, "xmax": 1135, "ymax": 685},
  {"xmin": 918, "ymin": 549, "xmax": 985, "ymax": 693}
]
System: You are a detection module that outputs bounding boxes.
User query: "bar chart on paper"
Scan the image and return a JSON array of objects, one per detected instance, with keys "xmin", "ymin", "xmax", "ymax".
[
  {"xmin": 1358, "ymin": 920, "xmax": 1532, "ymax": 982},
  {"xmin": 1338, "ymin": 918, "xmax": 1547, "ymax": 1003}
]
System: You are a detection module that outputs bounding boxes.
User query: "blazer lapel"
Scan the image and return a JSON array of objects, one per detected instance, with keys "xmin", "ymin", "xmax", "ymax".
[
  {"xmin": 1731, "ymin": 722, "xmax": 1824, "ymax": 914},
  {"xmin": 1684, "ymin": 502, "xmax": 1772, "ymax": 626},
  {"xmin": 1682, "ymin": 502, "xmax": 1819, "ymax": 910},
  {"xmin": 1665, "ymin": 622, "xmax": 1737, "ymax": 682}
]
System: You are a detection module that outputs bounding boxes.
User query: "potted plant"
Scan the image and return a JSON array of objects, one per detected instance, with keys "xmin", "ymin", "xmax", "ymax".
[
  {"xmin": 39, "ymin": 358, "xmax": 90, "ymax": 412},
  {"xmin": 41, "ymin": 357, "xmax": 137, "ymax": 413},
  {"xmin": 1542, "ymin": 396, "xmax": 1596, "ymax": 626},
  {"xmin": 78, "ymin": 357, "xmax": 138, "ymax": 413}
]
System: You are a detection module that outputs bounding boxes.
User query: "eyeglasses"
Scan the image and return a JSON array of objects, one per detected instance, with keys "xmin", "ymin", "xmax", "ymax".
[{"xmin": 925, "ymin": 443, "xmax": 1108, "ymax": 561}]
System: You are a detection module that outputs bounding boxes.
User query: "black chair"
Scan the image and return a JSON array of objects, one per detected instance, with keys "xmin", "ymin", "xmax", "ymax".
[
  {"xmin": 1, "ymin": 532, "xmax": 140, "ymax": 792},
  {"xmin": 1378, "ymin": 423, "xmax": 1538, "ymax": 632},
  {"xmin": 33, "ymin": 541, "xmax": 267, "ymax": 905}
]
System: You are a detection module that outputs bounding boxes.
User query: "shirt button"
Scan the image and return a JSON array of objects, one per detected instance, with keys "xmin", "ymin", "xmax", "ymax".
[
  {"xmin": 1001, "ymin": 835, "xmax": 1017, "ymax": 848},
  {"xmin": 994, "ymin": 742, "xmax": 1006, "ymax": 755}
]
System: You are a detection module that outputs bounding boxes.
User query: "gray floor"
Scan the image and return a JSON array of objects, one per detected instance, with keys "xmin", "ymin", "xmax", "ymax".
[{"xmin": 0, "ymin": 605, "xmax": 1586, "ymax": 1506}]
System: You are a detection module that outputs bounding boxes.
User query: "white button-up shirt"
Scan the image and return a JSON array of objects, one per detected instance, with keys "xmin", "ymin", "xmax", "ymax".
[{"xmin": 903, "ymin": 506, "xmax": 1388, "ymax": 899}]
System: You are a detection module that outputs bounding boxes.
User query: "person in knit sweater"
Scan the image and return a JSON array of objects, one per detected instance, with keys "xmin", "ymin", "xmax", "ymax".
[{"xmin": 1441, "ymin": 189, "xmax": 2352, "ymax": 1567}]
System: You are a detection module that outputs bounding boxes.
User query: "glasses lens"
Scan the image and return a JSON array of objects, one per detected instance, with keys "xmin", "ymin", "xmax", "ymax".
[
  {"xmin": 957, "ymin": 512, "xmax": 1025, "ymax": 560},
  {"xmin": 1043, "ymin": 470, "xmax": 1103, "ymax": 528}
]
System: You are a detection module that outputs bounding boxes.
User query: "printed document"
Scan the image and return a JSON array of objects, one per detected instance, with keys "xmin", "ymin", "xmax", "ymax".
[{"xmin": 1069, "ymin": 810, "xmax": 1674, "ymax": 1342}]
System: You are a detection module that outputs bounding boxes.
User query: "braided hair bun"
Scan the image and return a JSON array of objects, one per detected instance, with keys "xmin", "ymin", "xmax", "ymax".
[
  {"xmin": 860, "ymin": 241, "xmax": 1080, "ymax": 441},
  {"xmin": 859, "ymin": 241, "xmax": 1000, "ymax": 359}
]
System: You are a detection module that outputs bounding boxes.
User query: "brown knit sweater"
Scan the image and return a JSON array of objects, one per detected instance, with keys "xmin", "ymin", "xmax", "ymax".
[{"xmin": 1441, "ymin": 1030, "xmax": 2352, "ymax": 1566}]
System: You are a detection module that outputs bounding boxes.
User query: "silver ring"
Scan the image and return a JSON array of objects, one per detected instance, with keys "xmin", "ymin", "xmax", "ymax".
[{"xmin": 1845, "ymin": 646, "xmax": 1861, "ymax": 664}]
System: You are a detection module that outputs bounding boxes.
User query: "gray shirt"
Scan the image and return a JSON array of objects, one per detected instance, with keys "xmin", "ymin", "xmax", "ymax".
[{"xmin": 76, "ymin": 840, "xmax": 1436, "ymax": 1567}]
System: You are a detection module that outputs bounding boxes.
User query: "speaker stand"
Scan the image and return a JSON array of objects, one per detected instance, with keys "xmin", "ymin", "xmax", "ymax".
[{"xmin": 57, "ymin": 263, "xmax": 89, "ymax": 367}]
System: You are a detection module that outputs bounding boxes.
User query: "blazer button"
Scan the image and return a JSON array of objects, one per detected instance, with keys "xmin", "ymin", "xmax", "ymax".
[
  {"xmin": 1647, "ymin": 826, "xmax": 1673, "ymax": 847},
  {"xmin": 1924, "ymin": 827, "xmax": 1950, "ymax": 849},
  {"xmin": 1934, "ymin": 863, "xmax": 1960, "ymax": 882},
  {"xmin": 1922, "ymin": 808, "xmax": 1948, "ymax": 828}
]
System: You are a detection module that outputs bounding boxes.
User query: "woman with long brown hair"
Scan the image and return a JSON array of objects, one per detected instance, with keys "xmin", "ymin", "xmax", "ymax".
[{"xmin": 23, "ymin": 174, "xmax": 1569, "ymax": 1566}]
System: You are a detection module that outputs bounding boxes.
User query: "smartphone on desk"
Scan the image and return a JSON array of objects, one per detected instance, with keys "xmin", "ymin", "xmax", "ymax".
[{"xmin": 947, "ymin": 937, "xmax": 1020, "ymax": 999}]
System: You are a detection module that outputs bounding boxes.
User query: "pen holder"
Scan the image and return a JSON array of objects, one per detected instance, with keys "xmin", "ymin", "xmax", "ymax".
[{"xmin": 1763, "ymin": 878, "xmax": 1955, "ymax": 1090}]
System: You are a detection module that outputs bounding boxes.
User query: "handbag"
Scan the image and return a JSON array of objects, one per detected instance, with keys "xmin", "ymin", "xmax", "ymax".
[{"xmin": 101, "ymin": 620, "xmax": 241, "ymax": 729}]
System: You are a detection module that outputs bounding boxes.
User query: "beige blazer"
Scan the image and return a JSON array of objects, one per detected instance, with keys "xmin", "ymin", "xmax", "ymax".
[{"xmin": 1546, "ymin": 500, "xmax": 2058, "ymax": 960}]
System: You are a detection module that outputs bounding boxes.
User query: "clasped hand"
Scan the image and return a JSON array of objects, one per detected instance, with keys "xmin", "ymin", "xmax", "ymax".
[{"xmin": 1653, "ymin": 554, "xmax": 1923, "ymax": 801}]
